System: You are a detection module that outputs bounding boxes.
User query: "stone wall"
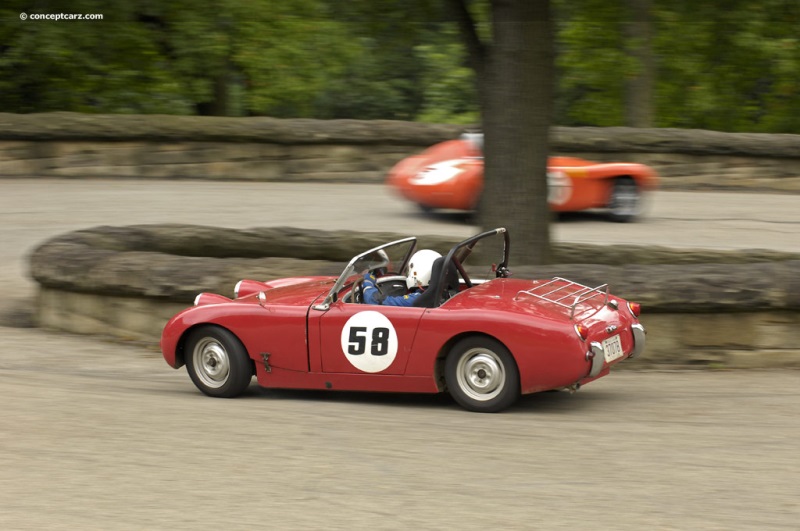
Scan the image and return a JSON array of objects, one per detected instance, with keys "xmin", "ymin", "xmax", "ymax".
[
  {"xmin": 30, "ymin": 225, "xmax": 800, "ymax": 369},
  {"xmin": 0, "ymin": 140, "xmax": 412, "ymax": 183},
  {"xmin": 2, "ymin": 113, "xmax": 799, "ymax": 192}
]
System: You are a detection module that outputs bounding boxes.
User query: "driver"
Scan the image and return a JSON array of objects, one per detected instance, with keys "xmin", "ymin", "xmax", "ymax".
[{"xmin": 362, "ymin": 249, "xmax": 441, "ymax": 306}]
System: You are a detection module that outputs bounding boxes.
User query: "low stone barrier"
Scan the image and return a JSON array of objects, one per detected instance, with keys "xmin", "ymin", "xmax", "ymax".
[
  {"xmin": 2, "ymin": 113, "xmax": 799, "ymax": 192},
  {"xmin": 30, "ymin": 225, "xmax": 800, "ymax": 369}
]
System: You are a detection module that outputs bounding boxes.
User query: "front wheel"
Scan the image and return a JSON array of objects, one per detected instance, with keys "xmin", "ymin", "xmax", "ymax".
[
  {"xmin": 445, "ymin": 337, "xmax": 520, "ymax": 413},
  {"xmin": 184, "ymin": 325, "xmax": 253, "ymax": 398},
  {"xmin": 607, "ymin": 177, "xmax": 641, "ymax": 222}
]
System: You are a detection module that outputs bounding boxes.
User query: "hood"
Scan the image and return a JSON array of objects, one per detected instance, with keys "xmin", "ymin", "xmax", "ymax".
[
  {"xmin": 256, "ymin": 276, "xmax": 336, "ymax": 306},
  {"xmin": 195, "ymin": 276, "xmax": 337, "ymax": 309}
]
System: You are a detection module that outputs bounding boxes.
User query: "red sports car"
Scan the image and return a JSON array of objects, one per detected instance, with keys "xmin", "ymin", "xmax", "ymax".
[
  {"xmin": 161, "ymin": 228, "xmax": 646, "ymax": 412},
  {"xmin": 387, "ymin": 133, "xmax": 660, "ymax": 222}
]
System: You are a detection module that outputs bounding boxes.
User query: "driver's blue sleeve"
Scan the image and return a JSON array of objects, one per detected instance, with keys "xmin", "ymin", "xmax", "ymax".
[
  {"xmin": 381, "ymin": 291, "xmax": 420, "ymax": 307},
  {"xmin": 363, "ymin": 273, "xmax": 419, "ymax": 306},
  {"xmin": 362, "ymin": 273, "xmax": 383, "ymax": 305}
]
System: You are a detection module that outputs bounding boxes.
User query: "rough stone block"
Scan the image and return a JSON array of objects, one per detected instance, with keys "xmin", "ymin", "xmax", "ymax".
[
  {"xmin": 724, "ymin": 349, "xmax": 800, "ymax": 369},
  {"xmin": 753, "ymin": 313, "xmax": 800, "ymax": 349},
  {"xmin": 679, "ymin": 313, "xmax": 759, "ymax": 349},
  {"xmin": 0, "ymin": 158, "xmax": 37, "ymax": 176},
  {"xmin": 0, "ymin": 141, "xmax": 36, "ymax": 161}
]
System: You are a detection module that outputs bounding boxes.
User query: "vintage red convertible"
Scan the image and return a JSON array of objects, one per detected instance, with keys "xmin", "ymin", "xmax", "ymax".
[
  {"xmin": 161, "ymin": 228, "xmax": 646, "ymax": 412},
  {"xmin": 387, "ymin": 133, "xmax": 660, "ymax": 222}
]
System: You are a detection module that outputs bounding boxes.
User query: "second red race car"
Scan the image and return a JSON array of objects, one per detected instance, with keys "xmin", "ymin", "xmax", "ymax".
[
  {"xmin": 161, "ymin": 228, "xmax": 646, "ymax": 412},
  {"xmin": 387, "ymin": 133, "xmax": 659, "ymax": 222}
]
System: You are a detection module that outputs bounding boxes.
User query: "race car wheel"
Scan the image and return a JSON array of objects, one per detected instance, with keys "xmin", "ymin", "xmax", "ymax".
[
  {"xmin": 185, "ymin": 326, "xmax": 252, "ymax": 398},
  {"xmin": 445, "ymin": 337, "xmax": 520, "ymax": 413},
  {"xmin": 608, "ymin": 177, "xmax": 641, "ymax": 222}
]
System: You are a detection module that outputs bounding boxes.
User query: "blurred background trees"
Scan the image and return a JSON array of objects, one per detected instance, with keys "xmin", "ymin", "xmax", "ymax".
[{"xmin": 1, "ymin": 0, "xmax": 798, "ymax": 133}]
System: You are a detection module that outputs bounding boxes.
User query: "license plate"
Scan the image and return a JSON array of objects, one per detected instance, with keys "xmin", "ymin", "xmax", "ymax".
[{"xmin": 603, "ymin": 334, "xmax": 624, "ymax": 363}]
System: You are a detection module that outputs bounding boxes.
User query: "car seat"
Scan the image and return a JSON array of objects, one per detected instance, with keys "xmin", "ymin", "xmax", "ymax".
[{"xmin": 412, "ymin": 256, "xmax": 460, "ymax": 308}]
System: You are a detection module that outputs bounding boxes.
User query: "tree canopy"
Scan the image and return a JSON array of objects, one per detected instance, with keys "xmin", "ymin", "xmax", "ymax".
[{"xmin": 1, "ymin": 0, "xmax": 798, "ymax": 132}]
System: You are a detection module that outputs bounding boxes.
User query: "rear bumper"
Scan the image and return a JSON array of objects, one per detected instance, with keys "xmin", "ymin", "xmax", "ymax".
[
  {"xmin": 628, "ymin": 323, "xmax": 646, "ymax": 358},
  {"xmin": 587, "ymin": 323, "xmax": 646, "ymax": 378}
]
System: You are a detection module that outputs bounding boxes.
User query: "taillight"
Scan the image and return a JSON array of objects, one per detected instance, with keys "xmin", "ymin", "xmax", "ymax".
[
  {"xmin": 574, "ymin": 324, "xmax": 589, "ymax": 341},
  {"xmin": 627, "ymin": 302, "xmax": 641, "ymax": 317}
]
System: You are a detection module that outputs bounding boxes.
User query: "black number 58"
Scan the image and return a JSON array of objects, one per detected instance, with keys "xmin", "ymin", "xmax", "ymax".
[{"xmin": 347, "ymin": 326, "xmax": 390, "ymax": 356}]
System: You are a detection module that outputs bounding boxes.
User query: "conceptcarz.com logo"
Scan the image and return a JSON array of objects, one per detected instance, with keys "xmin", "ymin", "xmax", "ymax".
[{"xmin": 20, "ymin": 12, "xmax": 104, "ymax": 21}]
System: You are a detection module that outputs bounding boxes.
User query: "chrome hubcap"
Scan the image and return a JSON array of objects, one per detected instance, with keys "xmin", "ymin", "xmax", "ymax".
[
  {"xmin": 456, "ymin": 348, "xmax": 505, "ymax": 401},
  {"xmin": 611, "ymin": 182, "xmax": 640, "ymax": 216},
  {"xmin": 192, "ymin": 338, "xmax": 230, "ymax": 389}
]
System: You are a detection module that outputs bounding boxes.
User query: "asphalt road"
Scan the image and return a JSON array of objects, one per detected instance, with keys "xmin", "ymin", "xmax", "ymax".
[{"xmin": 2, "ymin": 179, "xmax": 800, "ymax": 530}]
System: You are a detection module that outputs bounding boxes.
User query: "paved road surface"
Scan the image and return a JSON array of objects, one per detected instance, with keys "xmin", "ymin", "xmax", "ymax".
[
  {"xmin": 1, "ymin": 179, "xmax": 799, "ymax": 529},
  {"xmin": 2, "ymin": 326, "xmax": 799, "ymax": 530}
]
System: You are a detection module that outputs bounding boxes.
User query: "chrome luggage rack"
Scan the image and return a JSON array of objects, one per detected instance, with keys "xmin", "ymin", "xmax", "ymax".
[{"xmin": 515, "ymin": 277, "xmax": 609, "ymax": 320}]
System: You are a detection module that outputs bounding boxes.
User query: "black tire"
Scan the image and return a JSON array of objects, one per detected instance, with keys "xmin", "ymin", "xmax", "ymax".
[
  {"xmin": 607, "ymin": 177, "xmax": 641, "ymax": 223},
  {"xmin": 445, "ymin": 337, "xmax": 520, "ymax": 413},
  {"xmin": 184, "ymin": 326, "xmax": 253, "ymax": 398},
  {"xmin": 418, "ymin": 203, "xmax": 435, "ymax": 215}
]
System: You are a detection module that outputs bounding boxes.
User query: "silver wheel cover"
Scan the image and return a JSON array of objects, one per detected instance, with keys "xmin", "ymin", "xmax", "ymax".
[
  {"xmin": 192, "ymin": 337, "xmax": 231, "ymax": 389},
  {"xmin": 455, "ymin": 347, "xmax": 506, "ymax": 402},
  {"xmin": 611, "ymin": 181, "xmax": 640, "ymax": 217}
]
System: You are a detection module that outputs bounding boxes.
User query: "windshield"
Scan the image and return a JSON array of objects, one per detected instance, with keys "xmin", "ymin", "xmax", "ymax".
[
  {"xmin": 311, "ymin": 228, "xmax": 509, "ymax": 311},
  {"xmin": 313, "ymin": 237, "xmax": 417, "ymax": 310}
]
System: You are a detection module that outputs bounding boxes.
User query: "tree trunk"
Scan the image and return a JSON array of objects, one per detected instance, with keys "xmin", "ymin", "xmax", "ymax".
[
  {"xmin": 478, "ymin": 0, "xmax": 554, "ymax": 264},
  {"xmin": 624, "ymin": 0, "xmax": 655, "ymax": 127},
  {"xmin": 196, "ymin": 72, "xmax": 230, "ymax": 116}
]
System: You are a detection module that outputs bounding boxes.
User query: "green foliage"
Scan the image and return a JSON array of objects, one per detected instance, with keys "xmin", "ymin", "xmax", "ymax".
[
  {"xmin": 654, "ymin": 0, "xmax": 800, "ymax": 132},
  {"xmin": 0, "ymin": 0, "xmax": 192, "ymax": 113},
  {"xmin": 415, "ymin": 24, "xmax": 478, "ymax": 124},
  {"xmin": 1, "ymin": 0, "xmax": 799, "ymax": 132},
  {"xmin": 313, "ymin": 0, "xmax": 443, "ymax": 120},
  {"xmin": 228, "ymin": 0, "xmax": 355, "ymax": 117},
  {"xmin": 555, "ymin": 0, "xmax": 800, "ymax": 132},
  {"xmin": 311, "ymin": 35, "xmax": 423, "ymax": 120},
  {"xmin": 554, "ymin": 0, "xmax": 631, "ymax": 126},
  {"xmin": 0, "ymin": 0, "xmax": 368, "ymax": 116}
]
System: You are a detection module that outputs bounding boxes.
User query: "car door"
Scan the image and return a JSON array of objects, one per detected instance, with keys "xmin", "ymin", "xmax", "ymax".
[{"xmin": 315, "ymin": 301, "xmax": 426, "ymax": 375}]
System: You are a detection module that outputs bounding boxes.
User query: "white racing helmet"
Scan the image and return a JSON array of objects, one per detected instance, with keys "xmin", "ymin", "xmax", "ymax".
[{"xmin": 406, "ymin": 249, "xmax": 442, "ymax": 289}]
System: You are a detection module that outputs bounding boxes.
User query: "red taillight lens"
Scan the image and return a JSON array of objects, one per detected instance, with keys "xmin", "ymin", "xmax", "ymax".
[
  {"xmin": 627, "ymin": 302, "xmax": 641, "ymax": 317},
  {"xmin": 574, "ymin": 324, "xmax": 589, "ymax": 341}
]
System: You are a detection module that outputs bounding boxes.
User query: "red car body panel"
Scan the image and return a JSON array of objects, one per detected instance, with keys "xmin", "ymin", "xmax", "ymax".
[
  {"xmin": 161, "ymin": 294, "xmax": 316, "ymax": 374},
  {"xmin": 386, "ymin": 138, "xmax": 659, "ymax": 212}
]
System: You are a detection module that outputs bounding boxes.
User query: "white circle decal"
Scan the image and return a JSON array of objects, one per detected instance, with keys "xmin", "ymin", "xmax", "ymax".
[
  {"xmin": 547, "ymin": 170, "xmax": 573, "ymax": 206},
  {"xmin": 340, "ymin": 311, "xmax": 398, "ymax": 373},
  {"xmin": 411, "ymin": 160, "xmax": 464, "ymax": 186}
]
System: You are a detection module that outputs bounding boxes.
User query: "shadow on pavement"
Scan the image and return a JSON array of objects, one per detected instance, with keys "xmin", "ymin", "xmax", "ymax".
[{"xmin": 167, "ymin": 384, "xmax": 628, "ymax": 414}]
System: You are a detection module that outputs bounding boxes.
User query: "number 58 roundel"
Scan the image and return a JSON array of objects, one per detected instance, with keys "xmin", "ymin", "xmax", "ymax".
[{"xmin": 340, "ymin": 311, "xmax": 399, "ymax": 373}]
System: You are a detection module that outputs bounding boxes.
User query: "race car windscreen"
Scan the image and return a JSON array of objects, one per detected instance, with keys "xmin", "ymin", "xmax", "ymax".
[{"xmin": 351, "ymin": 239, "xmax": 415, "ymax": 278}]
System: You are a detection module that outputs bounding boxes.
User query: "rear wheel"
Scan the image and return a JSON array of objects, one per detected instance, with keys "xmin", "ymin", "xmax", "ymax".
[
  {"xmin": 418, "ymin": 203, "xmax": 435, "ymax": 215},
  {"xmin": 185, "ymin": 326, "xmax": 252, "ymax": 398},
  {"xmin": 445, "ymin": 337, "xmax": 520, "ymax": 413},
  {"xmin": 608, "ymin": 177, "xmax": 641, "ymax": 222}
]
